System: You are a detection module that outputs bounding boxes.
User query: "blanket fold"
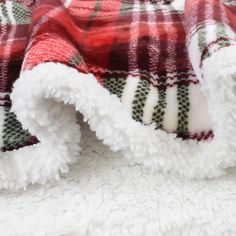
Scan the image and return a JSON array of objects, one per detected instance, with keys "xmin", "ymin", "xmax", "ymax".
[{"xmin": 1, "ymin": 0, "xmax": 236, "ymax": 189}]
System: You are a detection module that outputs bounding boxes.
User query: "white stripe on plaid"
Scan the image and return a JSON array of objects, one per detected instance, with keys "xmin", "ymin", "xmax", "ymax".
[
  {"xmin": 142, "ymin": 85, "xmax": 159, "ymax": 124},
  {"xmin": 6, "ymin": 1, "xmax": 16, "ymax": 24},
  {"xmin": 163, "ymin": 86, "xmax": 178, "ymax": 132},
  {"xmin": 121, "ymin": 76, "xmax": 140, "ymax": 115},
  {"xmin": 0, "ymin": 107, "xmax": 4, "ymax": 148},
  {"xmin": 187, "ymin": 32, "xmax": 203, "ymax": 79},
  {"xmin": 171, "ymin": 0, "xmax": 185, "ymax": 11},
  {"xmin": 188, "ymin": 84, "xmax": 212, "ymax": 134}
]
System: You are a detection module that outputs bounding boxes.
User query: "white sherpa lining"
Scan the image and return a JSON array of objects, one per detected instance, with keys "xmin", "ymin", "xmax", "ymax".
[
  {"xmin": 0, "ymin": 106, "xmax": 4, "ymax": 148},
  {"xmin": 1, "ymin": 45, "xmax": 236, "ymax": 190},
  {"xmin": 1, "ymin": 123, "xmax": 236, "ymax": 236}
]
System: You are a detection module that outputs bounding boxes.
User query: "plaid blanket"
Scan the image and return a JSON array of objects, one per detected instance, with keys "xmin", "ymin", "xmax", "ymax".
[{"xmin": 1, "ymin": 0, "xmax": 236, "ymax": 189}]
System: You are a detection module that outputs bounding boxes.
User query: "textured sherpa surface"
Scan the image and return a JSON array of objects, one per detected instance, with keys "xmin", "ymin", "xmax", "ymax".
[{"xmin": 1, "ymin": 121, "xmax": 236, "ymax": 236}]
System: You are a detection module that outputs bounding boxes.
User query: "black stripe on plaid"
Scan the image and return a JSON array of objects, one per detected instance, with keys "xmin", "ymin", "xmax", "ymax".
[
  {"xmin": 2, "ymin": 107, "xmax": 38, "ymax": 151},
  {"xmin": 132, "ymin": 78, "xmax": 150, "ymax": 122},
  {"xmin": 103, "ymin": 77, "xmax": 127, "ymax": 98}
]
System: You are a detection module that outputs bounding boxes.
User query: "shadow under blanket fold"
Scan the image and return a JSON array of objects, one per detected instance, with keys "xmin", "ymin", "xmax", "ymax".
[{"xmin": 1, "ymin": 0, "xmax": 236, "ymax": 189}]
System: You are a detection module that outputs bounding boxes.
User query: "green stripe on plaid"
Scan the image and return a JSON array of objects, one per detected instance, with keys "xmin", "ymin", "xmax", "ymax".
[
  {"xmin": 0, "ymin": 3, "xmax": 30, "ymax": 24},
  {"xmin": 120, "ymin": 3, "xmax": 132, "ymax": 15},
  {"xmin": 140, "ymin": 2, "xmax": 146, "ymax": 12},
  {"xmin": 132, "ymin": 79, "xmax": 150, "ymax": 123},
  {"xmin": 120, "ymin": 2, "xmax": 165, "ymax": 15},
  {"xmin": 104, "ymin": 77, "xmax": 127, "ymax": 98},
  {"xmin": 177, "ymin": 84, "xmax": 190, "ymax": 134},
  {"xmin": 2, "ymin": 107, "xmax": 32, "ymax": 150},
  {"xmin": 69, "ymin": 53, "xmax": 84, "ymax": 67},
  {"xmin": 200, "ymin": 23, "xmax": 234, "ymax": 64},
  {"xmin": 86, "ymin": 0, "xmax": 101, "ymax": 28},
  {"xmin": 91, "ymin": 0, "xmax": 101, "ymax": 18},
  {"xmin": 152, "ymin": 88, "xmax": 167, "ymax": 129},
  {"xmin": 216, "ymin": 24, "xmax": 232, "ymax": 48},
  {"xmin": 12, "ymin": 2, "xmax": 30, "ymax": 24},
  {"xmin": 216, "ymin": 24, "xmax": 227, "ymax": 38},
  {"xmin": 198, "ymin": 28, "xmax": 209, "ymax": 58}
]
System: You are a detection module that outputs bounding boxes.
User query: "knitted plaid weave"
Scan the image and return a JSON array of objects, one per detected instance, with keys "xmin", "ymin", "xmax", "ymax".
[
  {"xmin": 0, "ymin": 0, "xmax": 38, "ymax": 152},
  {"xmin": 0, "ymin": 0, "xmax": 236, "ymax": 189},
  {"xmin": 0, "ymin": 0, "xmax": 210, "ymax": 152}
]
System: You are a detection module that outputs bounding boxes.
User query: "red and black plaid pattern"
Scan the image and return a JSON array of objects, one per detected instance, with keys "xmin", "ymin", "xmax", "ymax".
[
  {"xmin": 185, "ymin": 0, "xmax": 236, "ymax": 71},
  {"xmin": 23, "ymin": 0, "xmax": 200, "ymax": 136},
  {"xmin": 1, "ymin": 0, "xmax": 236, "ymax": 153},
  {"xmin": 0, "ymin": 0, "xmax": 39, "ymax": 151},
  {"xmin": 23, "ymin": 0, "xmax": 192, "ymax": 80}
]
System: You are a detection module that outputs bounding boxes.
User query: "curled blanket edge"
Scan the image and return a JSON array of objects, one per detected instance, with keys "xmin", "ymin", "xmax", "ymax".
[{"xmin": 0, "ymin": 45, "xmax": 235, "ymax": 190}]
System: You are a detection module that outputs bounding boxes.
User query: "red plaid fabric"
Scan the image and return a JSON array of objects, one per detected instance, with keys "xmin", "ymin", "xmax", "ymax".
[
  {"xmin": 185, "ymin": 0, "xmax": 236, "ymax": 69},
  {"xmin": 1, "ymin": 0, "xmax": 236, "ymax": 153},
  {"xmin": 24, "ymin": 0, "xmax": 191, "ymax": 79},
  {"xmin": 0, "ymin": 0, "xmax": 38, "ymax": 151}
]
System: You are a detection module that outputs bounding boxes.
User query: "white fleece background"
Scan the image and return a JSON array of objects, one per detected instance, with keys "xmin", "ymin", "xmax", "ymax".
[{"xmin": 1, "ymin": 119, "xmax": 236, "ymax": 236}]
